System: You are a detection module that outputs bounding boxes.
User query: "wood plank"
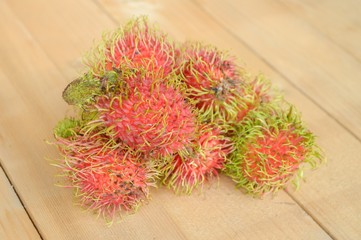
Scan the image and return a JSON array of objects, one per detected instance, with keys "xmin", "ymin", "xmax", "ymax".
[
  {"xmin": 96, "ymin": 0, "xmax": 361, "ymax": 239},
  {"xmin": 0, "ymin": 166, "xmax": 41, "ymax": 240},
  {"xmin": 1, "ymin": 0, "xmax": 115, "ymax": 80},
  {"xmin": 280, "ymin": 0, "xmax": 361, "ymax": 62},
  {"xmin": 0, "ymin": 0, "xmax": 333, "ymax": 239},
  {"xmin": 196, "ymin": 0, "xmax": 361, "ymax": 141}
]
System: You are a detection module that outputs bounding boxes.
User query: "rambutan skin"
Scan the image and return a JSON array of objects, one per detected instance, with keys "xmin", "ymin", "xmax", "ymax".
[
  {"xmin": 162, "ymin": 125, "xmax": 232, "ymax": 193},
  {"xmin": 225, "ymin": 103, "xmax": 324, "ymax": 196},
  {"xmin": 95, "ymin": 73, "xmax": 197, "ymax": 157},
  {"xmin": 54, "ymin": 134, "xmax": 156, "ymax": 222}
]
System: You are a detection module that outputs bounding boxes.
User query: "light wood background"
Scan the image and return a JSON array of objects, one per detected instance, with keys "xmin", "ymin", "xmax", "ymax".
[{"xmin": 1, "ymin": 0, "xmax": 360, "ymax": 239}]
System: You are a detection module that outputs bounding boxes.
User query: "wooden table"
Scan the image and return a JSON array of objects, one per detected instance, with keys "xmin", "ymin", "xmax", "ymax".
[{"xmin": 1, "ymin": 0, "xmax": 360, "ymax": 239}]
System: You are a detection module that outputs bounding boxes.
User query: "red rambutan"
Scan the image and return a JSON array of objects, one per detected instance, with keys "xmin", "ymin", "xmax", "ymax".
[
  {"xmin": 162, "ymin": 124, "xmax": 232, "ymax": 193},
  {"xmin": 54, "ymin": 134, "xmax": 156, "ymax": 223},
  {"xmin": 94, "ymin": 73, "xmax": 197, "ymax": 157},
  {"xmin": 225, "ymin": 103, "xmax": 324, "ymax": 196},
  {"xmin": 87, "ymin": 17, "xmax": 175, "ymax": 77},
  {"xmin": 178, "ymin": 43, "xmax": 272, "ymax": 123},
  {"xmin": 179, "ymin": 43, "xmax": 239, "ymax": 117}
]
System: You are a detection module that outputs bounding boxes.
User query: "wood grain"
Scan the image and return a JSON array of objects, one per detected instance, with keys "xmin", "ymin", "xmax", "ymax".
[
  {"xmin": 281, "ymin": 0, "xmax": 361, "ymax": 61},
  {"xmin": 1, "ymin": 0, "xmax": 360, "ymax": 239},
  {"xmin": 196, "ymin": 0, "xmax": 361, "ymax": 141}
]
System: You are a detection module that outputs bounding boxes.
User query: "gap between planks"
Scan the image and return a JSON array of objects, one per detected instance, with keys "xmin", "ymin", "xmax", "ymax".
[
  {"xmin": 0, "ymin": 163, "xmax": 44, "ymax": 240},
  {"xmin": 285, "ymin": 190, "xmax": 336, "ymax": 240}
]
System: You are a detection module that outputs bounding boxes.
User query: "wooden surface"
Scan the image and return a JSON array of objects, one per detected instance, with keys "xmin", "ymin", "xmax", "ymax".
[{"xmin": 0, "ymin": 0, "xmax": 360, "ymax": 239}]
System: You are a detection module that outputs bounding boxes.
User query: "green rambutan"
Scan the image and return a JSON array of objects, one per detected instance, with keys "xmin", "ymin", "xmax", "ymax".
[
  {"xmin": 162, "ymin": 124, "xmax": 232, "ymax": 193},
  {"xmin": 54, "ymin": 134, "xmax": 156, "ymax": 223},
  {"xmin": 94, "ymin": 72, "xmax": 197, "ymax": 157},
  {"xmin": 225, "ymin": 103, "xmax": 324, "ymax": 196}
]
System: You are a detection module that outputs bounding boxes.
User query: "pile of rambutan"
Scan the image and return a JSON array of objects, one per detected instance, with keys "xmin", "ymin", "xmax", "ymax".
[{"xmin": 52, "ymin": 17, "xmax": 324, "ymax": 224}]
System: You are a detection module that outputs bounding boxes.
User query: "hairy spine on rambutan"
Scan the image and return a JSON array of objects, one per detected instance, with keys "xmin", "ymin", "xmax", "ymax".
[
  {"xmin": 53, "ymin": 134, "xmax": 157, "ymax": 224},
  {"xmin": 85, "ymin": 16, "xmax": 176, "ymax": 78},
  {"xmin": 225, "ymin": 103, "xmax": 324, "ymax": 197},
  {"xmin": 161, "ymin": 124, "xmax": 233, "ymax": 194}
]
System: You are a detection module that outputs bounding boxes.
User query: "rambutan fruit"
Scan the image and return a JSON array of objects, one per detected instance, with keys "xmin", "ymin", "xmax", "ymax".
[
  {"xmin": 54, "ymin": 134, "xmax": 157, "ymax": 223},
  {"xmin": 178, "ymin": 43, "xmax": 272, "ymax": 124},
  {"xmin": 162, "ymin": 124, "xmax": 232, "ymax": 193},
  {"xmin": 178, "ymin": 43, "xmax": 239, "ymax": 118},
  {"xmin": 86, "ymin": 16, "xmax": 175, "ymax": 78},
  {"xmin": 225, "ymin": 103, "xmax": 324, "ymax": 196},
  {"xmin": 94, "ymin": 72, "xmax": 197, "ymax": 157}
]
